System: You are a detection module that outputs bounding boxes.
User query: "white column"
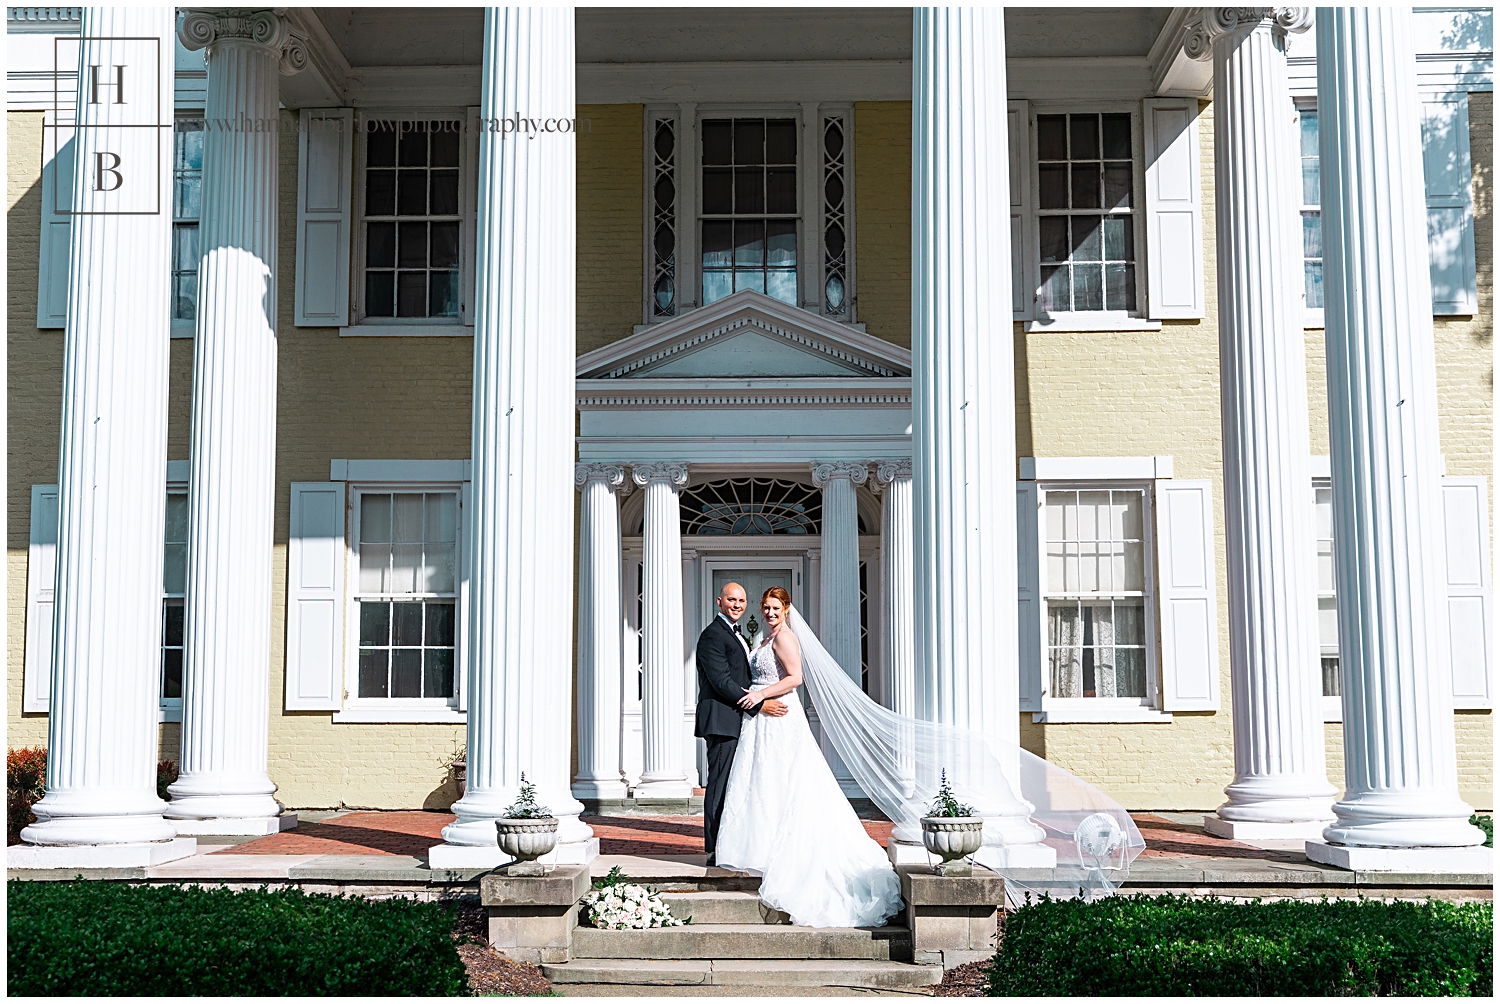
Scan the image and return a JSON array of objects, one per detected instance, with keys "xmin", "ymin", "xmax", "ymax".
[
  {"xmin": 633, "ymin": 463, "xmax": 694, "ymax": 800},
  {"xmin": 909, "ymin": 7, "xmax": 1049, "ymax": 864},
  {"xmin": 14, "ymin": 7, "xmax": 194, "ymax": 867},
  {"xmin": 1183, "ymin": 9, "xmax": 1337, "ymax": 842},
  {"xmin": 572, "ymin": 464, "xmax": 629, "ymax": 801},
  {"xmin": 434, "ymin": 7, "xmax": 594, "ymax": 868},
  {"xmin": 813, "ymin": 462, "xmax": 869, "ymax": 796},
  {"xmin": 876, "ymin": 461, "xmax": 915, "ymax": 718},
  {"xmin": 681, "ymin": 548, "xmax": 704, "ymax": 788},
  {"xmin": 166, "ymin": 8, "xmax": 305, "ymax": 835},
  {"xmin": 1306, "ymin": 7, "xmax": 1485, "ymax": 869}
]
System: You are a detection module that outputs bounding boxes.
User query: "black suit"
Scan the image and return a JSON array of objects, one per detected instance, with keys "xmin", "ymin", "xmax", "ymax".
[{"xmin": 695, "ymin": 616, "xmax": 761, "ymax": 858}]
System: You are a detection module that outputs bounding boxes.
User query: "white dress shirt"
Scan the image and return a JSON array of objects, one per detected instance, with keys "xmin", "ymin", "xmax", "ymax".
[{"xmin": 718, "ymin": 612, "xmax": 751, "ymax": 657}]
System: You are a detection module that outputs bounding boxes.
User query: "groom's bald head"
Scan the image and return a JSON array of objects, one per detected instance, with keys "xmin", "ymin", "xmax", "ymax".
[{"xmin": 717, "ymin": 582, "xmax": 747, "ymax": 622}]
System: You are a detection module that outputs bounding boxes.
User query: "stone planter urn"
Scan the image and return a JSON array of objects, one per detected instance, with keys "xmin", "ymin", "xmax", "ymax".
[
  {"xmin": 495, "ymin": 816, "xmax": 558, "ymax": 875},
  {"xmin": 921, "ymin": 816, "xmax": 984, "ymax": 875},
  {"xmin": 453, "ymin": 760, "xmax": 466, "ymax": 798}
]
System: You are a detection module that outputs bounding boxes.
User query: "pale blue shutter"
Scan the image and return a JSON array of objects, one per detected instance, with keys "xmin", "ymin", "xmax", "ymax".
[
  {"xmin": 285, "ymin": 482, "xmax": 346, "ymax": 710},
  {"xmin": 294, "ymin": 109, "xmax": 354, "ymax": 327},
  {"xmin": 1155, "ymin": 479, "xmax": 1219, "ymax": 710},
  {"xmin": 1142, "ymin": 98, "xmax": 1205, "ymax": 320},
  {"xmin": 1421, "ymin": 94, "xmax": 1477, "ymax": 316}
]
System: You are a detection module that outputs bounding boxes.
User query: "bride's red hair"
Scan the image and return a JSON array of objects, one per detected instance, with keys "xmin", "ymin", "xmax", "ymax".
[{"xmin": 762, "ymin": 586, "xmax": 792, "ymax": 610}]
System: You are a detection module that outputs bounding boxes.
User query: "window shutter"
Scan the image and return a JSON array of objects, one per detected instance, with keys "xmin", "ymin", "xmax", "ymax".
[
  {"xmin": 294, "ymin": 108, "xmax": 354, "ymax": 328},
  {"xmin": 1421, "ymin": 94, "xmax": 1477, "ymax": 316},
  {"xmin": 36, "ymin": 120, "xmax": 74, "ymax": 329},
  {"xmin": 1007, "ymin": 99, "xmax": 1034, "ymax": 321},
  {"xmin": 1016, "ymin": 481, "xmax": 1042, "ymax": 711},
  {"xmin": 457, "ymin": 480, "xmax": 472, "ymax": 711},
  {"xmin": 1442, "ymin": 477, "xmax": 1490, "ymax": 709},
  {"xmin": 285, "ymin": 482, "xmax": 346, "ymax": 710},
  {"xmin": 23, "ymin": 486, "xmax": 60, "ymax": 712},
  {"xmin": 1154, "ymin": 479, "xmax": 1219, "ymax": 710},
  {"xmin": 1141, "ymin": 98, "xmax": 1204, "ymax": 320}
]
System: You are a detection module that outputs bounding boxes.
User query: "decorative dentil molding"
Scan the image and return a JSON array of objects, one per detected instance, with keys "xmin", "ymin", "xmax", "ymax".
[
  {"xmin": 1183, "ymin": 7, "xmax": 1312, "ymax": 61},
  {"xmin": 811, "ymin": 461, "xmax": 870, "ymax": 487},
  {"xmin": 178, "ymin": 8, "xmax": 308, "ymax": 75},
  {"xmin": 575, "ymin": 463, "xmax": 631, "ymax": 495},
  {"xmin": 631, "ymin": 463, "xmax": 689, "ymax": 490}
]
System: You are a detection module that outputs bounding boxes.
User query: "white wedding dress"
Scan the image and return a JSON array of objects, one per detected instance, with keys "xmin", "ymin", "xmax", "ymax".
[{"xmin": 714, "ymin": 635, "xmax": 904, "ymax": 929}]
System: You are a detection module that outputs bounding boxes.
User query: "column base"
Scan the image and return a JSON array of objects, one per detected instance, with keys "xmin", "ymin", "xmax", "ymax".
[
  {"xmin": 1305, "ymin": 840, "xmax": 1494, "ymax": 873},
  {"xmin": 429, "ymin": 837, "xmax": 600, "ymax": 870},
  {"xmin": 170, "ymin": 813, "xmax": 298, "ymax": 836},
  {"xmin": 571, "ymin": 779, "xmax": 629, "ymax": 801},
  {"xmin": 1204, "ymin": 815, "xmax": 1332, "ymax": 841},
  {"xmin": 888, "ymin": 838, "xmax": 931, "ymax": 866},
  {"xmin": 633, "ymin": 778, "xmax": 694, "ymax": 800},
  {"xmin": 7, "ymin": 837, "xmax": 197, "ymax": 869}
]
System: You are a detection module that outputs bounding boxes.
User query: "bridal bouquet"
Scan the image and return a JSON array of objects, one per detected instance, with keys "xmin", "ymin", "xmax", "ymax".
[{"xmin": 579, "ymin": 866, "xmax": 685, "ymax": 930}]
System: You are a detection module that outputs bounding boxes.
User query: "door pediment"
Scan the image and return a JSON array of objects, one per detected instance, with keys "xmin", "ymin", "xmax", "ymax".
[{"xmin": 576, "ymin": 289, "xmax": 912, "ymax": 380}]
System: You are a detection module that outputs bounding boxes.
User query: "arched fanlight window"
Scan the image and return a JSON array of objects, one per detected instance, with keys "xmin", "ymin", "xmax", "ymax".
[{"xmin": 680, "ymin": 478, "xmax": 824, "ymax": 535}]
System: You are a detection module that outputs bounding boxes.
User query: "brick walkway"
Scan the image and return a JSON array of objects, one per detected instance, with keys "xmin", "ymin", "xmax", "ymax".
[{"xmin": 231, "ymin": 809, "xmax": 1286, "ymax": 861}]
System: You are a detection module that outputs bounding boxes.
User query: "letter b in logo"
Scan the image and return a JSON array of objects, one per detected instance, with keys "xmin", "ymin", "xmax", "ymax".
[{"xmin": 93, "ymin": 152, "xmax": 123, "ymax": 192}]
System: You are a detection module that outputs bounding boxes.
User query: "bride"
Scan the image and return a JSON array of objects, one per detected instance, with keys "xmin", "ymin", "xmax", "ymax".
[
  {"xmin": 714, "ymin": 587, "xmax": 903, "ymax": 929},
  {"xmin": 714, "ymin": 587, "xmax": 1147, "ymax": 926}
]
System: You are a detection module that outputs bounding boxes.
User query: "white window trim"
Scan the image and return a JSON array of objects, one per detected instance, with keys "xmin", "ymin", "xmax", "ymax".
[
  {"xmin": 334, "ymin": 479, "xmax": 468, "ymax": 724},
  {"xmin": 1312, "ymin": 476, "xmax": 1342, "ymax": 723},
  {"xmin": 1031, "ymin": 478, "xmax": 1163, "ymax": 723},
  {"xmin": 1026, "ymin": 102, "xmax": 1149, "ymax": 327},
  {"xmin": 1293, "ymin": 99, "xmax": 1325, "ymax": 330},
  {"xmin": 344, "ymin": 106, "xmax": 477, "ymax": 337}
]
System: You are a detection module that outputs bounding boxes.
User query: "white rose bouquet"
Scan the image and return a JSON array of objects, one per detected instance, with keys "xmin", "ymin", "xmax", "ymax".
[{"xmin": 579, "ymin": 866, "xmax": 686, "ymax": 930}]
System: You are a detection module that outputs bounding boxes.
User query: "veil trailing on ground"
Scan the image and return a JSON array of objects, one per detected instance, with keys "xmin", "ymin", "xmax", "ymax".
[{"xmin": 786, "ymin": 607, "xmax": 1144, "ymax": 900}]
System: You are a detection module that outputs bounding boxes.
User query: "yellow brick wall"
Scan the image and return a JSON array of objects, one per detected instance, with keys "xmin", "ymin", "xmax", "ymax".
[
  {"xmin": 578, "ymin": 104, "xmax": 644, "ymax": 354},
  {"xmin": 853, "ymin": 102, "xmax": 912, "ymax": 348}
]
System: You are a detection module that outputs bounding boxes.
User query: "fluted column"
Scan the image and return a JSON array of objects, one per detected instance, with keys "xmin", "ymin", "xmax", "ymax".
[
  {"xmin": 1182, "ymin": 8, "xmax": 1337, "ymax": 841},
  {"xmin": 813, "ymin": 462, "xmax": 869, "ymax": 795},
  {"xmin": 634, "ymin": 463, "xmax": 694, "ymax": 800},
  {"xmin": 166, "ymin": 7, "xmax": 305, "ymax": 835},
  {"xmin": 435, "ymin": 7, "xmax": 593, "ymax": 867},
  {"xmin": 909, "ymin": 7, "xmax": 1048, "ymax": 864},
  {"xmin": 1308, "ymin": 7, "xmax": 1484, "ymax": 866},
  {"xmin": 876, "ymin": 461, "xmax": 915, "ymax": 718},
  {"xmin": 572, "ymin": 464, "xmax": 629, "ymax": 801},
  {"xmin": 16, "ymin": 7, "xmax": 191, "ymax": 865}
]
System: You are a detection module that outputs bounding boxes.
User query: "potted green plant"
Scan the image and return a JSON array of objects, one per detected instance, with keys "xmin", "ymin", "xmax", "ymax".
[
  {"xmin": 920, "ymin": 769, "xmax": 984, "ymax": 875},
  {"xmin": 494, "ymin": 773, "xmax": 557, "ymax": 874}
]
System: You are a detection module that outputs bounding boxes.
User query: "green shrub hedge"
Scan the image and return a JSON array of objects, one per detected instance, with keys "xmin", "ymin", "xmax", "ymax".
[
  {"xmin": 989, "ymin": 894, "xmax": 1492, "ymax": 997},
  {"xmin": 8, "ymin": 881, "xmax": 469, "ymax": 996}
]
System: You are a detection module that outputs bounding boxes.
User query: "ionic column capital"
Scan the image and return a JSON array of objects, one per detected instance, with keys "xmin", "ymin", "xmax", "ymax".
[
  {"xmin": 1184, "ymin": 7, "xmax": 1311, "ymax": 60},
  {"xmin": 811, "ymin": 461, "xmax": 870, "ymax": 487},
  {"xmin": 873, "ymin": 459, "xmax": 913, "ymax": 490},
  {"xmin": 575, "ymin": 463, "xmax": 630, "ymax": 495},
  {"xmin": 631, "ymin": 463, "xmax": 689, "ymax": 490},
  {"xmin": 177, "ymin": 8, "xmax": 308, "ymax": 75}
]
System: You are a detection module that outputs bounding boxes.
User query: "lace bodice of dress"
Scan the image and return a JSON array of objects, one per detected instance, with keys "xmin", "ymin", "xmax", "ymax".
[{"xmin": 750, "ymin": 641, "xmax": 783, "ymax": 686}]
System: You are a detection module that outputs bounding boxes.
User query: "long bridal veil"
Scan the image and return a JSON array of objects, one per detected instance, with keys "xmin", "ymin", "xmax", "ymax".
[{"xmin": 787, "ymin": 606, "xmax": 1144, "ymax": 900}]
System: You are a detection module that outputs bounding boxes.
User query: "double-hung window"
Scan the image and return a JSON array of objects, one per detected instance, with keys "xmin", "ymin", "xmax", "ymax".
[
  {"xmin": 1035, "ymin": 112, "xmax": 1139, "ymax": 315},
  {"xmin": 351, "ymin": 489, "xmax": 460, "ymax": 705},
  {"xmin": 171, "ymin": 119, "xmax": 203, "ymax": 328},
  {"xmin": 1313, "ymin": 484, "xmax": 1340, "ymax": 702},
  {"xmin": 701, "ymin": 117, "xmax": 799, "ymax": 307},
  {"xmin": 1043, "ymin": 488, "xmax": 1153, "ymax": 703},
  {"xmin": 1297, "ymin": 107, "xmax": 1324, "ymax": 315},
  {"xmin": 645, "ymin": 105, "xmax": 854, "ymax": 323},
  {"xmin": 161, "ymin": 490, "xmax": 188, "ymax": 721},
  {"xmin": 358, "ymin": 119, "xmax": 465, "ymax": 322}
]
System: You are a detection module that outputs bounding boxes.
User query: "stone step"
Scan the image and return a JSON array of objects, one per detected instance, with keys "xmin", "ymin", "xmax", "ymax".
[
  {"xmin": 662, "ymin": 891, "xmax": 790, "ymax": 925},
  {"xmin": 571, "ymin": 923, "xmax": 907, "ymax": 961},
  {"xmin": 542, "ymin": 958, "xmax": 942, "ymax": 989}
]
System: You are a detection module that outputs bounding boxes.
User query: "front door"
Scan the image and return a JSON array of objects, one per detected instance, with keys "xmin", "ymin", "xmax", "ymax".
[{"xmin": 711, "ymin": 567, "xmax": 794, "ymax": 651}]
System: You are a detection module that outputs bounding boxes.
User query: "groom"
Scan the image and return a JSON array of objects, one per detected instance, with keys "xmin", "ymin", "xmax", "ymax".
[{"xmin": 695, "ymin": 581, "xmax": 787, "ymax": 865}]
